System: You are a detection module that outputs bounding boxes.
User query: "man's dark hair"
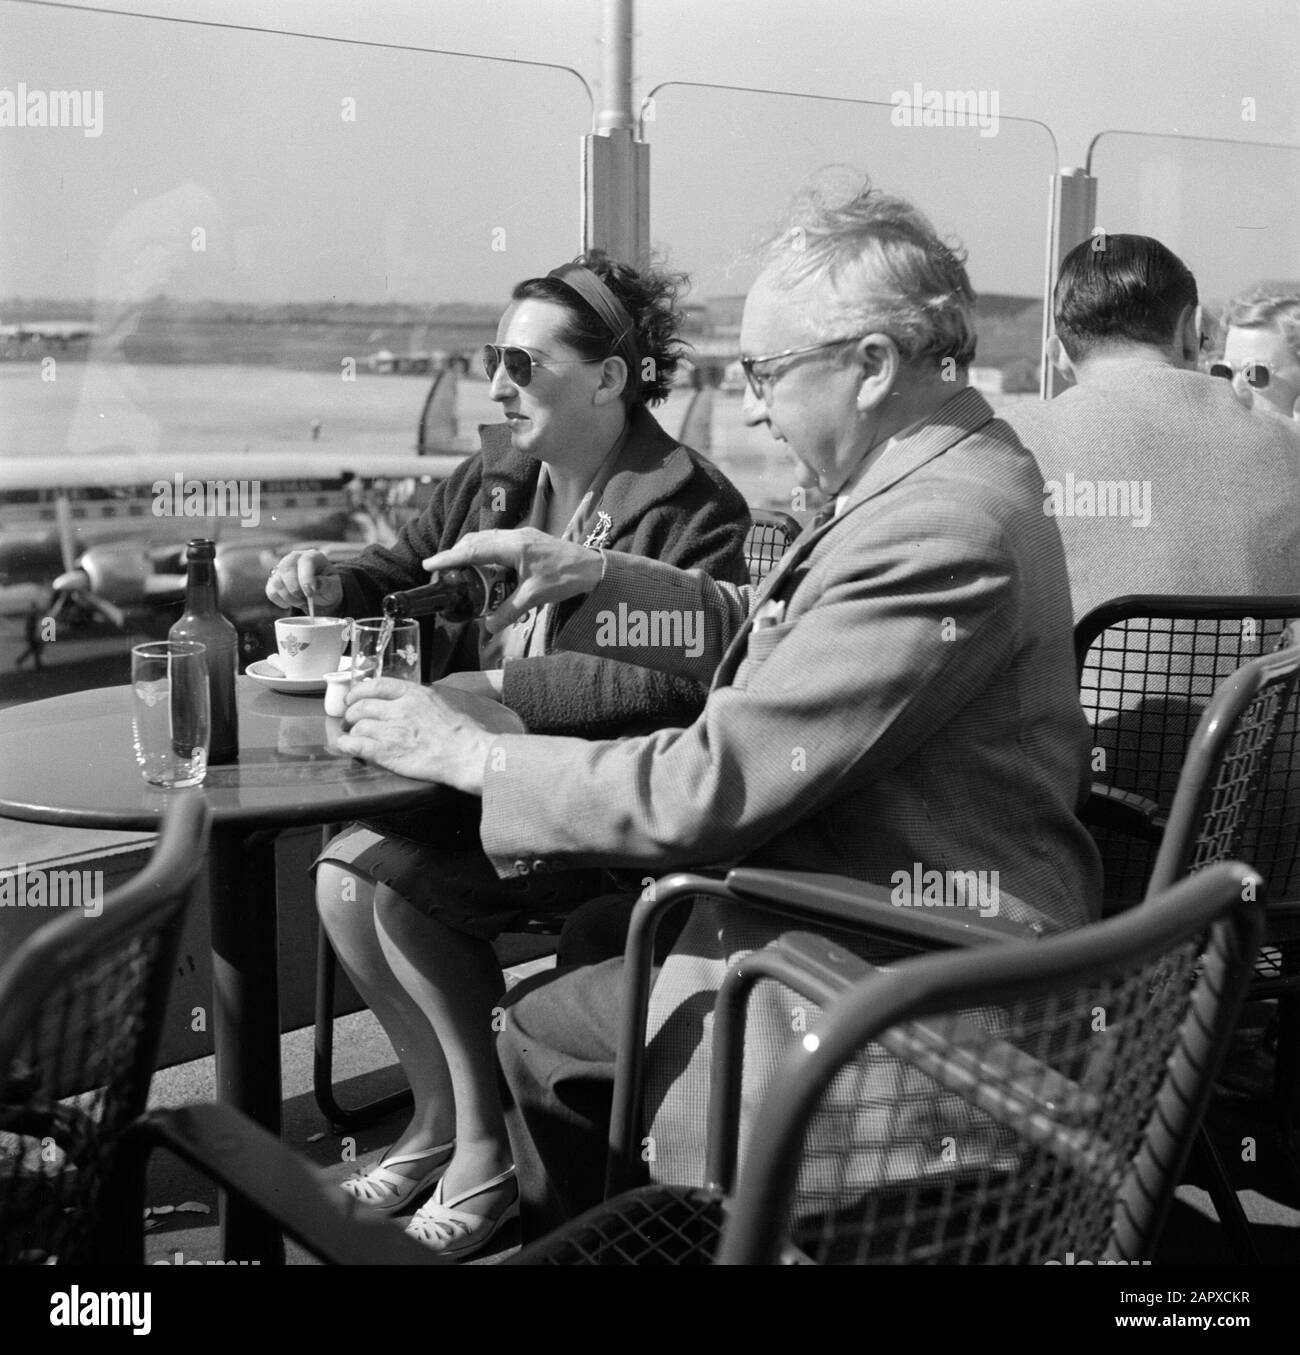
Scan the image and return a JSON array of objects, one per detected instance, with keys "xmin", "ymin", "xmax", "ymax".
[{"xmin": 1053, "ymin": 234, "xmax": 1198, "ymax": 362}]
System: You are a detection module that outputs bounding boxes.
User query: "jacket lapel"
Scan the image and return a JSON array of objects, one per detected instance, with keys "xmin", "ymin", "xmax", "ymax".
[{"xmin": 710, "ymin": 388, "xmax": 997, "ymax": 691}]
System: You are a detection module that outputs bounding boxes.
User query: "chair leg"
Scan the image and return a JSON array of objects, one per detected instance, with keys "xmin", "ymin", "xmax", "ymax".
[
  {"xmin": 1275, "ymin": 993, "xmax": 1300, "ymax": 1188},
  {"xmin": 1192, "ymin": 1125, "xmax": 1262, "ymax": 1264},
  {"xmin": 312, "ymin": 924, "xmax": 413, "ymax": 1130}
]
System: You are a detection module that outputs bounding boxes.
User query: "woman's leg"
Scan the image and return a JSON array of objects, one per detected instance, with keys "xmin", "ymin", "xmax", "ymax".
[
  {"xmin": 371, "ymin": 885, "xmax": 513, "ymax": 1204},
  {"xmin": 316, "ymin": 863, "xmax": 456, "ymax": 1166}
]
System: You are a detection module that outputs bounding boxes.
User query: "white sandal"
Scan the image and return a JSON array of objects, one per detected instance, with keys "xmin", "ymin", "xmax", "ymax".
[
  {"xmin": 404, "ymin": 1165, "xmax": 519, "ymax": 1259},
  {"xmin": 339, "ymin": 1140, "xmax": 455, "ymax": 1215}
]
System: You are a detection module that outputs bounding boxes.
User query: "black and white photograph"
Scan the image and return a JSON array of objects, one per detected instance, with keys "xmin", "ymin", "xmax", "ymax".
[{"xmin": 0, "ymin": 0, "xmax": 1296, "ymax": 1324}]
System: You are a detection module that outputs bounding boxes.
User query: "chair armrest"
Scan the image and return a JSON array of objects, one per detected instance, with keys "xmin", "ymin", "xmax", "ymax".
[
  {"xmin": 767, "ymin": 932, "xmax": 1097, "ymax": 1125},
  {"xmin": 138, "ymin": 1104, "xmax": 444, "ymax": 1266},
  {"xmin": 1082, "ymin": 783, "xmax": 1166, "ymax": 841},
  {"xmin": 606, "ymin": 866, "xmax": 1042, "ymax": 1198},
  {"xmin": 724, "ymin": 869, "xmax": 1047, "ymax": 947}
]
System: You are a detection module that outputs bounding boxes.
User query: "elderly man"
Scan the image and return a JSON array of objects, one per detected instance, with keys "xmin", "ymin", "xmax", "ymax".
[{"xmin": 339, "ymin": 183, "xmax": 1103, "ymax": 1232}]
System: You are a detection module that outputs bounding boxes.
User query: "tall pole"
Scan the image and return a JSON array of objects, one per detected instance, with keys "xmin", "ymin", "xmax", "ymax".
[
  {"xmin": 583, "ymin": 0, "xmax": 649, "ymax": 265},
  {"xmin": 1040, "ymin": 168, "xmax": 1097, "ymax": 398}
]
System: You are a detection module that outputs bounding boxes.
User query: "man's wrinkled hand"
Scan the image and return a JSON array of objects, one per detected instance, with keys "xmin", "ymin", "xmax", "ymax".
[
  {"xmin": 336, "ymin": 678, "xmax": 523, "ymax": 794},
  {"xmin": 420, "ymin": 528, "xmax": 604, "ymax": 635}
]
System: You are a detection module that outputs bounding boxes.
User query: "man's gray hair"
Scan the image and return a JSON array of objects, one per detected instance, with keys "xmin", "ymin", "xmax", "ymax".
[{"xmin": 761, "ymin": 178, "xmax": 977, "ymax": 369}]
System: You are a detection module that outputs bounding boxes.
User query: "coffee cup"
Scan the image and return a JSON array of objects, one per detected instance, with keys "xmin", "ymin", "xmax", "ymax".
[{"xmin": 274, "ymin": 616, "xmax": 350, "ymax": 680}]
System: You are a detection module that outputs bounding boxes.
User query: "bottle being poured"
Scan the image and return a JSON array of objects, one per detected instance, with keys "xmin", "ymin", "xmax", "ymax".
[{"xmin": 381, "ymin": 565, "xmax": 517, "ymax": 623}]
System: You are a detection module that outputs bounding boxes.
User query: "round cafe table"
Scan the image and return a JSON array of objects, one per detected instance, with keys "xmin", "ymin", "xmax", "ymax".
[{"xmin": 0, "ymin": 676, "xmax": 450, "ymax": 1264}]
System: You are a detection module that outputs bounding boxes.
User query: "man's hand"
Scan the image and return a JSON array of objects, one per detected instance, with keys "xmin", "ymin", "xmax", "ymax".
[
  {"xmin": 336, "ymin": 678, "xmax": 523, "ymax": 794},
  {"xmin": 267, "ymin": 549, "xmax": 344, "ymax": 612},
  {"xmin": 435, "ymin": 669, "xmax": 505, "ymax": 701},
  {"xmin": 421, "ymin": 528, "xmax": 604, "ymax": 635}
]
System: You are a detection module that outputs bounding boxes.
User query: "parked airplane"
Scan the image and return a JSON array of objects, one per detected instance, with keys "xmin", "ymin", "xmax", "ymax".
[{"xmin": 0, "ymin": 316, "xmax": 98, "ymax": 346}]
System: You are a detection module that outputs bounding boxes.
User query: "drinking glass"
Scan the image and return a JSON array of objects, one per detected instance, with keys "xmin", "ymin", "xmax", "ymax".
[
  {"xmin": 131, "ymin": 640, "xmax": 210, "ymax": 787},
  {"xmin": 350, "ymin": 617, "xmax": 421, "ymax": 687}
]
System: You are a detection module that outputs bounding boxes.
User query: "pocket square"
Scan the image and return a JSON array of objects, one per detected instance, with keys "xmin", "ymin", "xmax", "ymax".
[{"xmin": 752, "ymin": 597, "xmax": 788, "ymax": 630}]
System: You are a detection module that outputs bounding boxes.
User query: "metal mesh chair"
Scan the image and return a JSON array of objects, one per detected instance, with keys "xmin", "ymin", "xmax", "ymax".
[
  {"xmin": 0, "ymin": 793, "xmax": 209, "ymax": 1264},
  {"xmin": 1074, "ymin": 594, "xmax": 1299, "ymax": 906},
  {"xmin": 1078, "ymin": 599, "xmax": 1300, "ymax": 1234},
  {"xmin": 127, "ymin": 862, "xmax": 1260, "ymax": 1266},
  {"xmin": 588, "ymin": 641, "xmax": 1300, "ymax": 1263},
  {"xmin": 715, "ymin": 863, "xmax": 1263, "ymax": 1264},
  {"xmin": 743, "ymin": 508, "xmax": 799, "ymax": 585}
]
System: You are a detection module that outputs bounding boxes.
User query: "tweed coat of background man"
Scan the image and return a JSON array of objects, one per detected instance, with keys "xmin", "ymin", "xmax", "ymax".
[
  {"xmin": 337, "ymin": 184, "xmax": 1106, "ymax": 1227},
  {"xmin": 1004, "ymin": 234, "xmax": 1300, "ymax": 624}
]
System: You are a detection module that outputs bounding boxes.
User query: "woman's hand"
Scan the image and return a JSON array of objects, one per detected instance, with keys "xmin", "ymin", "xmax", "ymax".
[
  {"xmin": 266, "ymin": 549, "xmax": 344, "ymax": 612},
  {"xmin": 421, "ymin": 528, "xmax": 604, "ymax": 635},
  {"xmin": 337, "ymin": 678, "xmax": 523, "ymax": 793},
  {"xmin": 435, "ymin": 669, "xmax": 505, "ymax": 702}
]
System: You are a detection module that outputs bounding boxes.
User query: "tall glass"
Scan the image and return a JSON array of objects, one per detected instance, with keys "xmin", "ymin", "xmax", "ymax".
[
  {"xmin": 350, "ymin": 617, "xmax": 421, "ymax": 687},
  {"xmin": 131, "ymin": 641, "xmax": 210, "ymax": 787}
]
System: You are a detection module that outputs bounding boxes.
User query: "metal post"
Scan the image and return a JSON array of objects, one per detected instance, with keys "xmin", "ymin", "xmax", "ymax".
[
  {"xmin": 1040, "ymin": 168, "xmax": 1097, "ymax": 398},
  {"xmin": 583, "ymin": 0, "xmax": 649, "ymax": 265}
]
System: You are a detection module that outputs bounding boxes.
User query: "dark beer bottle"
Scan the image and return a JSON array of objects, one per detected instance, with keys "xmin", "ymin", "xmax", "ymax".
[
  {"xmin": 382, "ymin": 565, "xmax": 517, "ymax": 623},
  {"xmin": 169, "ymin": 539, "xmax": 239, "ymax": 763}
]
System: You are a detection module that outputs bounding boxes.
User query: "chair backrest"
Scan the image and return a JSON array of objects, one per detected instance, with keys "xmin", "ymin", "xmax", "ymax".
[
  {"xmin": 1074, "ymin": 594, "xmax": 1300, "ymax": 900},
  {"xmin": 0, "ymin": 793, "xmax": 210, "ymax": 1264},
  {"xmin": 716, "ymin": 861, "xmax": 1264, "ymax": 1265},
  {"xmin": 1147, "ymin": 639, "xmax": 1300, "ymax": 895},
  {"xmin": 743, "ymin": 509, "xmax": 799, "ymax": 586}
]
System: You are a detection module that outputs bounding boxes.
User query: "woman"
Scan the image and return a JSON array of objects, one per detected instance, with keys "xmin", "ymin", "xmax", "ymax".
[
  {"xmin": 1215, "ymin": 286, "xmax": 1300, "ymax": 420},
  {"xmin": 266, "ymin": 251, "xmax": 750, "ymax": 1258}
]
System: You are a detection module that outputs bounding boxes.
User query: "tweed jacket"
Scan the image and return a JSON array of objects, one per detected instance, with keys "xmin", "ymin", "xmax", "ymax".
[
  {"xmin": 334, "ymin": 404, "xmax": 751, "ymax": 736},
  {"xmin": 481, "ymin": 387, "xmax": 1103, "ymax": 1187},
  {"xmin": 1003, "ymin": 365, "xmax": 1300, "ymax": 622},
  {"xmin": 1007, "ymin": 367, "xmax": 1300, "ymax": 898}
]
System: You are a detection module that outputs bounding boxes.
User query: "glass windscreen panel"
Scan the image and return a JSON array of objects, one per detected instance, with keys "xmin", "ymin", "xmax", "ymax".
[
  {"xmin": 1089, "ymin": 131, "xmax": 1300, "ymax": 346},
  {"xmin": 0, "ymin": 4, "xmax": 588, "ymax": 603},
  {"xmin": 641, "ymin": 83, "xmax": 1057, "ymax": 513}
]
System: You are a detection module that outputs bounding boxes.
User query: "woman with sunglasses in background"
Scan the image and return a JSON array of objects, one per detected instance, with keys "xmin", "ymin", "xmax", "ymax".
[
  {"xmin": 265, "ymin": 251, "xmax": 749, "ymax": 1258},
  {"xmin": 1214, "ymin": 286, "xmax": 1300, "ymax": 420}
]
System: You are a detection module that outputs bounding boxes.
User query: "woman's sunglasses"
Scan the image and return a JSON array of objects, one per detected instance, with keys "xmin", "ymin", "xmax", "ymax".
[
  {"xmin": 482, "ymin": 344, "xmax": 601, "ymax": 387},
  {"xmin": 1209, "ymin": 360, "xmax": 1274, "ymax": 390}
]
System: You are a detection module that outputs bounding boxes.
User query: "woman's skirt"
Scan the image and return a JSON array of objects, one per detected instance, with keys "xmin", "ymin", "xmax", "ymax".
[{"xmin": 312, "ymin": 791, "xmax": 640, "ymax": 941}]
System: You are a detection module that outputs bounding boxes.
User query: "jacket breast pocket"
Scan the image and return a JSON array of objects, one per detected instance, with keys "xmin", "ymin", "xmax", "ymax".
[{"xmin": 732, "ymin": 618, "xmax": 798, "ymax": 688}]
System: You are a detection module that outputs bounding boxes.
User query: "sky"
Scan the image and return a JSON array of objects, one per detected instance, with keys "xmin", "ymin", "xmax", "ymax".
[{"xmin": 0, "ymin": 0, "xmax": 1297, "ymax": 307}]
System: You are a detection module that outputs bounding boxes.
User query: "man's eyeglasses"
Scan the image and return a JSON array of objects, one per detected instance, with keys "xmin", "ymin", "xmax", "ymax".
[
  {"xmin": 740, "ymin": 334, "xmax": 872, "ymax": 401},
  {"xmin": 1209, "ymin": 359, "xmax": 1275, "ymax": 390},
  {"xmin": 482, "ymin": 344, "xmax": 602, "ymax": 387}
]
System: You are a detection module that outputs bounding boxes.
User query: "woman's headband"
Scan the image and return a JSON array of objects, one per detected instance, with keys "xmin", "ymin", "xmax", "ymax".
[{"xmin": 546, "ymin": 262, "xmax": 640, "ymax": 390}]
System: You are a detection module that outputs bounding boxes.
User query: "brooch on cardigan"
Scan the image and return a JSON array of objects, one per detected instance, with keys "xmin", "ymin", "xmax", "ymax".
[{"xmin": 583, "ymin": 511, "xmax": 614, "ymax": 550}]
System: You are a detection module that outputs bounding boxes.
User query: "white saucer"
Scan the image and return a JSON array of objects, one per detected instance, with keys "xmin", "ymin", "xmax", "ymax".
[{"xmin": 246, "ymin": 659, "xmax": 327, "ymax": 695}]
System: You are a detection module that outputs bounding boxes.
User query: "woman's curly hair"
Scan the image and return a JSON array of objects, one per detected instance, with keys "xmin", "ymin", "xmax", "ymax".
[{"xmin": 512, "ymin": 248, "xmax": 690, "ymax": 406}]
